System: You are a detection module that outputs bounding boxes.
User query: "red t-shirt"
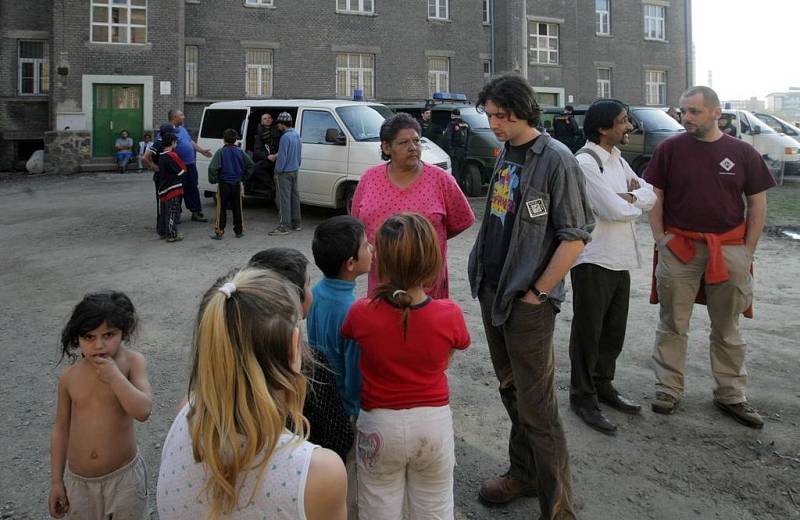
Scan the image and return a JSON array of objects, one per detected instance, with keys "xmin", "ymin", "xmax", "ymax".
[
  {"xmin": 645, "ymin": 133, "xmax": 776, "ymax": 233},
  {"xmin": 341, "ymin": 297, "xmax": 470, "ymax": 411}
]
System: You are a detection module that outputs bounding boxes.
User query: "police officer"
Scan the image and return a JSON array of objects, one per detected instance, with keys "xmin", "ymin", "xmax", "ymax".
[{"xmin": 444, "ymin": 108, "xmax": 470, "ymax": 182}]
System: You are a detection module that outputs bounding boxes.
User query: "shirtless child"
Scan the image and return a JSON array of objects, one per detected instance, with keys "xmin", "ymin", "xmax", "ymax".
[{"xmin": 49, "ymin": 291, "xmax": 152, "ymax": 519}]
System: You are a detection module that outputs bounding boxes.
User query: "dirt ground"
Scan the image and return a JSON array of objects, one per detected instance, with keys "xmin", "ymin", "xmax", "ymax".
[{"xmin": 0, "ymin": 172, "xmax": 798, "ymax": 520}]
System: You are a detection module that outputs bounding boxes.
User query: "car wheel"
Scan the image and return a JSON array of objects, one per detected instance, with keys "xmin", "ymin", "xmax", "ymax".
[
  {"xmin": 634, "ymin": 160, "xmax": 649, "ymax": 178},
  {"xmin": 462, "ymin": 163, "xmax": 483, "ymax": 197}
]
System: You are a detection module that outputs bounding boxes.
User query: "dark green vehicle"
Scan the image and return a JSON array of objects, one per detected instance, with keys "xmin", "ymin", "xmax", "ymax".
[
  {"xmin": 387, "ymin": 99, "xmax": 501, "ymax": 196},
  {"xmin": 541, "ymin": 105, "xmax": 685, "ymax": 176}
]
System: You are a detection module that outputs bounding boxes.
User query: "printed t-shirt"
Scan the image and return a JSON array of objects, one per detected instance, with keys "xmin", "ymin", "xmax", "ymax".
[
  {"xmin": 341, "ymin": 297, "xmax": 470, "ymax": 411},
  {"xmin": 645, "ymin": 133, "xmax": 776, "ymax": 232}
]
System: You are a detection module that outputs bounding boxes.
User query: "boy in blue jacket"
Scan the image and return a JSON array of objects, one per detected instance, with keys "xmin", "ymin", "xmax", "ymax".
[{"xmin": 208, "ymin": 129, "xmax": 255, "ymax": 239}]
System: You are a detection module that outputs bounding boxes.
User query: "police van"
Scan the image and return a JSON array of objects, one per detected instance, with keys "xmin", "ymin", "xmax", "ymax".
[{"xmin": 196, "ymin": 99, "xmax": 451, "ymax": 211}]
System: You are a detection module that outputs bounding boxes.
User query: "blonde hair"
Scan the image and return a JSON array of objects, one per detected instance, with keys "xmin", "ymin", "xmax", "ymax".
[{"xmin": 187, "ymin": 268, "xmax": 307, "ymax": 518}]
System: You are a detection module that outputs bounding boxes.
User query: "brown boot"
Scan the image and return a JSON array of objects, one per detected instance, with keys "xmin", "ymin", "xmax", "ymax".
[{"xmin": 478, "ymin": 473, "xmax": 537, "ymax": 505}]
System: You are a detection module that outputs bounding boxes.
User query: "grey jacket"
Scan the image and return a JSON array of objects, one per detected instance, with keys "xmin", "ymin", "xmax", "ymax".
[{"xmin": 468, "ymin": 133, "xmax": 594, "ymax": 326}]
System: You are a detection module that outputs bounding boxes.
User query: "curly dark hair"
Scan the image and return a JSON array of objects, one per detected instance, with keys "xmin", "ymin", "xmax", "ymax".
[
  {"xmin": 379, "ymin": 113, "xmax": 422, "ymax": 161},
  {"xmin": 476, "ymin": 73, "xmax": 540, "ymax": 127},
  {"xmin": 60, "ymin": 291, "xmax": 138, "ymax": 363}
]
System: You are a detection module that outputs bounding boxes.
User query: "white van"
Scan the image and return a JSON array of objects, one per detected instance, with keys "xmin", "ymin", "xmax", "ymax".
[
  {"xmin": 720, "ymin": 109, "xmax": 800, "ymax": 175},
  {"xmin": 196, "ymin": 99, "xmax": 451, "ymax": 210}
]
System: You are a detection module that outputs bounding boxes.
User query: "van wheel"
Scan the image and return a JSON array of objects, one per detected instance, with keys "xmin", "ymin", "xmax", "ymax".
[
  {"xmin": 344, "ymin": 184, "xmax": 357, "ymax": 215},
  {"xmin": 203, "ymin": 190, "xmax": 215, "ymax": 199},
  {"xmin": 462, "ymin": 164, "xmax": 483, "ymax": 197},
  {"xmin": 634, "ymin": 161, "xmax": 649, "ymax": 178}
]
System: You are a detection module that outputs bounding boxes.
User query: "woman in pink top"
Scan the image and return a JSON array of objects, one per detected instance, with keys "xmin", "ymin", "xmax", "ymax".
[{"xmin": 351, "ymin": 113, "xmax": 475, "ymax": 299}]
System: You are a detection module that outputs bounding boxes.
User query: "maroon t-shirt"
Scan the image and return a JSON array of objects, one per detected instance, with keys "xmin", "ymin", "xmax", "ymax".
[{"xmin": 645, "ymin": 133, "xmax": 776, "ymax": 233}]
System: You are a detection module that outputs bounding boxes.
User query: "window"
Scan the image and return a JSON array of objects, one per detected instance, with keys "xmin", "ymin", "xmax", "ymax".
[
  {"xmin": 90, "ymin": 0, "xmax": 147, "ymax": 44},
  {"xmin": 185, "ymin": 46, "xmax": 198, "ymax": 97},
  {"xmin": 337, "ymin": 0, "xmax": 373, "ymax": 13},
  {"xmin": 597, "ymin": 68, "xmax": 611, "ymax": 98},
  {"xmin": 643, "ymin": 4, "xmax": 665, "ymax": 40},
  {"xmin": 301, "ymin": 111, "xmax": 343, "ymax": 144},
  {"xmin": 428, "ymin": 57, "xmax": 449, "ymax": 97},
  {"xmin": 529, "ymin": 22, "xmax": 559, "ymax": 65},
  {"xmin": 18, "ymin": 41, "xmax": 49, "ymax": 95},
  {"xmin": 595, "ymin": 0, "xmax": 610, "ymax": 35},
  {"xmin": 428, "ymin": 0, "xmax": 448, "ymax": 20},
  {"xmin": 244, "ymin": 0, "xmax": 273, "ymax": 6},
  {"xmin": 645, "ymin": 70, "xmax": 666, "ymax": 105},
  {"xmin": 246, "ymin": 49, "xmax": 273, "ymax": 97},
  {"xmin": 200, "ymin": 109, "xmax": 248, "ymax": 139},
  {"xmin": 336, "ymin": 53, "xmax": 374, "ymax": 99},
  {"xmin": 482, "ymin": 0, "xmax": 490, "ymax": 24},
  {"xmin": 483, "ymin": 60, "xmax": 492, "ymax": 82}
]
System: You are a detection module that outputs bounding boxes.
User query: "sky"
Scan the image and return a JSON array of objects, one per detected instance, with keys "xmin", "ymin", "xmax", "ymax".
[{"xmin": 692, "ymin": 0, "xmax": 799, "ymax": 101}]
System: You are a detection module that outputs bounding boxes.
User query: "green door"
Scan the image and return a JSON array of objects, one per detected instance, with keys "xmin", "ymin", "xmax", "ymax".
[{"xmin": 93, "ymin": 84, "xmax": 144, "ymax": 157}]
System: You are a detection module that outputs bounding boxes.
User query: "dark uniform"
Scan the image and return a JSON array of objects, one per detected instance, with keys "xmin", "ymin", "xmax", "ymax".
[{"xmin": 444, "ymin": 112, "xmax": 470, "ymax": 181}]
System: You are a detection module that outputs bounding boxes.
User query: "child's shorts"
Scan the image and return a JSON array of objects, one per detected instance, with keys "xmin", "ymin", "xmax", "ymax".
[{"xmin": 64, "ymin": 450, "xmax": 148, "ymax": 520}]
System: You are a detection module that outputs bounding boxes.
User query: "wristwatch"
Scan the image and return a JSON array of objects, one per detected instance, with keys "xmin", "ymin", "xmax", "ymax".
[{"xmin": 531, "ymin": 286, "xmax": 549, "ymax": 303}]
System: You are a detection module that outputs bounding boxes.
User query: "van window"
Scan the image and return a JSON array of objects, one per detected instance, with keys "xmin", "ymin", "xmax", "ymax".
[
  {"xmin": 301, "ymin": 110, "xmax": 342, "ymax": 144},
  {"xmin": 459, "ymin": 109, "xmax": 490, "ymax": 129},
  {"xmin": 630, "ymin": 108, "xmax": 683, "ymax": 132},
  {"xmin": 201, "ymin": 109, "xmax": 248, "ymax": 139},
  {"xmin": 336, "ymin": 105, "xmax": 394, "ymax": 141}
]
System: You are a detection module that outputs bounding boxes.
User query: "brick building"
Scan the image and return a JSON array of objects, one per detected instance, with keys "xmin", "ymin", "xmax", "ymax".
[{"xmin": 0, "ymin": 0, "xmax": 692, "ymax": 171}]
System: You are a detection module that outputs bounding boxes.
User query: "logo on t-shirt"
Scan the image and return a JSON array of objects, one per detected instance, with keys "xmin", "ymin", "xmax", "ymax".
[
  {"xmin": 719, "ymin": 157, "xmax": 736, "ymax": 175},
  {"xmin": 490, "ymin": 163, "xmax": 520, "ymax": 224},
  {"xmin": 525, "ymin": 198, "xmax": 547, "ymax": 219}
]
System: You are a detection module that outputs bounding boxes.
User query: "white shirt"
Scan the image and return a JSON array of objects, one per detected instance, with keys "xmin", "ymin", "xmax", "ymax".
[{"xmin": 575, "ymin": 141, "xmax": 656, "ymax": 271}]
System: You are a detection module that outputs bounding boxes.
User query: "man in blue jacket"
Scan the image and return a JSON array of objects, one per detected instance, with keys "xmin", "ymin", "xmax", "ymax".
[{"xmin": 267, "ymin": 112, "xmax": 302, "ymax": 236}]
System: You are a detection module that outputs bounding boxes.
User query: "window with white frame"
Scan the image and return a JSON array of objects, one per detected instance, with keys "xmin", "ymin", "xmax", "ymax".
[
  {"xmin": 529, "ymin": 21, "xmax": 559, "ymax": 65},
  {"xmin": 336, "ymin": 53, "xmax": 374, "ymax": 98},
  {"xmin": 483, "ymin": 60, "xmax": 492, "ymax": 82},
  {"xmin": 18, "ymin": 41, "xmax": 49, "ymax": 95},
  {"xmin": 428, "ymin": 57, "xmax": 449, "ymax": 97},
  {"xmin": 643, "ymin": 4, "xmax": 665, "ymax": 40},
  {"xmin": 428, "ymin": 0, "xmax": 448, "ymax": 20},
  {"xmin": 645, "ymin": 70, "xmax": 666, "ymax": 105},
  {"xmin": 482, "ymin": 0, "xmax": 490, "ymax": 24},
  {"xmin": 595, "ymin": 0, "xmax": 610, "ymax": 35},
  {"xmin": 244, "ymin": 0, "xmax": 274, "ymax": 6},
  {"xmin": 245, "ymin": 49, "xmax": 273, "ymax": 97},
  {"xmin": 185, "ymin": 46, "xmax": 198, "ymax": 97},
  {"xmin": 90, "ymin": 0, "xmax": 147, "ymax": 44},
  {"xmin": 597, "ymin": 68, "xmax": 611, "ymax": 98},
  {"xmin": 337, "ymin": 0, "xmax": 373, "ymax": 13}
]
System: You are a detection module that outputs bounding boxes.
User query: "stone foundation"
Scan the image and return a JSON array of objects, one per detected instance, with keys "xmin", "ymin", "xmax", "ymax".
[{"xmin": 44, "ymin": 130, "xmax": 91, "ymax": 174}]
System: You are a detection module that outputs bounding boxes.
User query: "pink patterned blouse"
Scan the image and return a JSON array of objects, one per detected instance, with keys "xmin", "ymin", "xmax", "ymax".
[{"xmin": 351, "ymin": 161, "xmax": 475, "ymax": 299}]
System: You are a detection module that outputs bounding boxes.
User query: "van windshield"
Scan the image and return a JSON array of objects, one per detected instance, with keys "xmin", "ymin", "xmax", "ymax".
[
  {"xmin": 459, "ymin": 108, "xmax": 490, "ymax": 129},
  {"xmin": 336, "ymin": 105, "xmax": 394, "ymax": 141},
  {"xmin": 631, "ymin": 108, "xmax": 684, "ymax": 132}
]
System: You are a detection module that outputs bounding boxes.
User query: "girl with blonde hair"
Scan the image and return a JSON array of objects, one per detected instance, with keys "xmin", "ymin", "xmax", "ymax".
[{"xmin": 157, "ymin": 268, "xmax": 346, "ymax": 519}]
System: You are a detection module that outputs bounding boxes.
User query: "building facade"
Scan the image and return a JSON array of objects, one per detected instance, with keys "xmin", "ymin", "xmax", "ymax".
[
  {"xmin": 767, "ymin": 89, "xmax": 800, "ymax": 123},
  {"xmin": 0, "ymin": 0, "xmax": 692, "ymax": 171}
]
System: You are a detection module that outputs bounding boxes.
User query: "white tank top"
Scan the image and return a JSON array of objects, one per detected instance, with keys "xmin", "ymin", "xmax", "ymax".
[{"xmin": 157, "ymin": 403, "xmax": 318, "ymax": 519}]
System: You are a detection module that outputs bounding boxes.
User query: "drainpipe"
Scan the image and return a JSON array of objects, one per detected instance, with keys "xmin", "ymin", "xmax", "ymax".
[
  {"xmin": 521, "ymin": 0, "xmax": 527, "ymax": 79},
  {"xmin": 685, "ymin": 0, "xmax": 693, "ymax": 87},
  {"xmin": 490, "ymin": 0, "xmax": 495, "ymax": 75}
]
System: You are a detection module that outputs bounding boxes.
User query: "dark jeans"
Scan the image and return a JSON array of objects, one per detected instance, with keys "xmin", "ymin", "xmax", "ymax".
[
  {"xmin": 160, "ymin": 196, "xmax": 182, "ymax": 238},
  {"xmin": 182, "ymin": 163, "xmax": 202, "ymax": 213},
  {"xmin": 214, "ymin": 182, "xmax": 244, "ymax": 235},
  {"xmin": 478, "ymin": 285, "xmax": 575, "ymax": 520},
  {"xmin": 569, "ymin": 264, "xmax": 630, "ymax": 408},
  {"xmin": 275, "ymin": 170, "xmax": 301, "ymax": 228}
]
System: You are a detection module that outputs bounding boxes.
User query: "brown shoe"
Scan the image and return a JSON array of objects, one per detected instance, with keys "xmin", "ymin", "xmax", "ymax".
[
  {"xmin": 714, "ymin": 400, "xmax": 764, "ymax": 429},
  {"xmin": 478, "ymin": 473, "xmax": 537, "ymax": 505}
]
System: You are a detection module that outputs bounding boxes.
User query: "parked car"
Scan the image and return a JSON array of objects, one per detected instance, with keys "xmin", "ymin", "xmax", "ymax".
[
  {"xmin": 195, "ymin": 99, "xmax": 451, "ymax": 212},
  {"xmin": 721, "ymin": 109, "xmax": 800, "ymax": 175},
  {"xmin": 387, "ymin": 95, "xmax": 501, "ymax": 196},
  {"xmin": 541, "ymin": 105, "xmax": 685, "ymax": 176},
  {"xmin": 753, "ymin": 112, "xmax": 800, "ymax": 143}
]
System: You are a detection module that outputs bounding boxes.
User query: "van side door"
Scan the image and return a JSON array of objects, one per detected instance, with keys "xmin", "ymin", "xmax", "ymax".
[{"xmin": 297, "ymin": 109, "xmax": 349, "ymax": 207}]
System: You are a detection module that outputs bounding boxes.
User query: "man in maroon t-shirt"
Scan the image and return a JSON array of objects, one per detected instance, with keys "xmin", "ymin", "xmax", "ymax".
[{"xmin": 644, "ymin": 86, "xmax": 776, "ymax": 429}]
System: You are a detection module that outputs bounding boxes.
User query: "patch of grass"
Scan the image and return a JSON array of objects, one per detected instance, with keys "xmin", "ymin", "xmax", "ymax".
[{"xmin": 767, "ymin": 181, "xmax": 800, "ymax": 227}]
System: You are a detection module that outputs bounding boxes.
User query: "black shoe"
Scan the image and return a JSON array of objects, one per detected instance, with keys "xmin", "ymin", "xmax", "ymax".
[
  {"xmin": 570, "ymin": 402, "xmax": 617, "ymax": 435},
  {"xmin": 235, "ymin": 232, "xmax": 244, "ymax": 238},
  {"xmin": 191, "ymin": 212, "xmax": 209, "ymax": 222},
  {"xmin": 210, "ymin": 233, "xmax": 223, "ymax": 240},
  {"xmin": 597, "ymin": 387, "xmax": 642, "ymax": 415}
]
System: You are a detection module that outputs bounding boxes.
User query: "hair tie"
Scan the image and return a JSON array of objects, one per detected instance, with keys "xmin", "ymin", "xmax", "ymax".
[
  {"xmin": 392, "ymin": 289, "xmax": 408, "ymax": 300},
  {"xmin": 218, "ymin": 282, "xmax": 237, "ymax": 299}
]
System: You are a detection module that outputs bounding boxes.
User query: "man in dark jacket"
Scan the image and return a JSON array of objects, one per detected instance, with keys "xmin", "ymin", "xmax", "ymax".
[
  {"xmin": 552, "ymin": 105, "xmax": 582, "ymax": 152},
  {"xmin": 252, "ymin": 112, "xmax": 279, "ymax": 192},
  {"xmin": 444, "ymin": 108, "xmax": 470, "ymax": 182}
]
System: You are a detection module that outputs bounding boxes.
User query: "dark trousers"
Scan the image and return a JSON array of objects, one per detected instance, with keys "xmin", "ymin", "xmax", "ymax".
[
  {"xmin": 154, "ymin": 178, "xmax": 165, "ymax": 237},
  {"xmin": 569, "ymin": 263, "xmax": 630, "ymax": 407},
  {"xmin": 214, "ymin": 182, "xmax": 244, "ymax": 236},
  {"xmin": 478, "ymin": 285, "xmax": 575, "ymax": 520},
  {"xmin": 182, "ymin": 163, "xmax": 202, "ymax": 213},
  {"xmin": 160, "ymin": 196, "xmax": 182, "ymax": 238}
]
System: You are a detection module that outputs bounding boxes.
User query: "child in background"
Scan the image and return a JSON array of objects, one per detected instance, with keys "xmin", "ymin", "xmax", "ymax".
[
  {"xmin": 248, "ymin": 248, "xmax": 355, "ymax": 461},
  {"xmin": 156, "ymin": 132, "xmax": 185, "ymax": 243},
  {"xmin": 342, "ymin": 213, "xmax": 470, "ymax": 520},
  {"xmin": 156, "ymin": 268, "xmax": 346, "ymax": 519},
  {"xmin": 208, "ymin": 128, "xmax": 255, "ymax": 239},
  {"xmin": 49, "ymin": 291, "xmax": 152, "ymax": 519},
  {"xmin": 137, "ymin": 132, "xmax": 153, "ymax": 172}
]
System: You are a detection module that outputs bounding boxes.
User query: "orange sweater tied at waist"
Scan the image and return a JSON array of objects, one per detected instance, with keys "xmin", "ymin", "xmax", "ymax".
[{"xmin": 649, "ymin": 222, "xmax": 753, "ymax": 318}]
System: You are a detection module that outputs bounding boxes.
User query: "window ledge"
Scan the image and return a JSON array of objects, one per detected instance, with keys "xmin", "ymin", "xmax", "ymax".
[
  {"xmin": 336, "ymin": 10, "xmax": 377, "ymax": 16},
  {"xmin": 595, "ymin": 32, "xmax": 613, "ymax": 38},
  {"xmin": 86, "ymin": 42, "xmax": 152, "ymax": 49},
  {"xmin": 427, "ymin": 17, "xmax": 452, "ymax": 24},
  {"xmin": 482, "ymin": 21, "xmax": 491, "ymax": 26},
  {"xmin": 643, "ymin": 37, "xmax": 668, "ymax": 43},
  {"xmin": 8, "ymin": 95, "xmax": 50, "ymax": 101},
  {"xmin": 243, "ymin": 3, "xmax": 276, "ymax": 8},
  {"xmin": 528, "ymin": 62, "xmax": 561, "ymax": 68}
]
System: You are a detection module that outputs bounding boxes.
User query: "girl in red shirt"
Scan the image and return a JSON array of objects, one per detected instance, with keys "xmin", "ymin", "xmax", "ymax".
[{"xmin": 342, "ymin": 212, "xmax": 470, "ymax": 520}]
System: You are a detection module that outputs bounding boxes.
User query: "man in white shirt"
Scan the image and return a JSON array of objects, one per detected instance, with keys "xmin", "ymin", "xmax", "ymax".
[{"xmin": 569, "ymin": 99, "xmax": 656, "ymax": 435}]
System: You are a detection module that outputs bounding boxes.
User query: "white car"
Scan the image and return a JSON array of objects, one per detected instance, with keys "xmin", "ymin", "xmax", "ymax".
[
  {"xmin": 720, "ymin": 109, "xmax": 800, "ymax": 175},
  {"xmin": 196, "ymin": 99, "xmax": 451, "ymax": 211},
  {"xmin": 753, "ymin": 112, "xmax": 800, "ymax": 144}
]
